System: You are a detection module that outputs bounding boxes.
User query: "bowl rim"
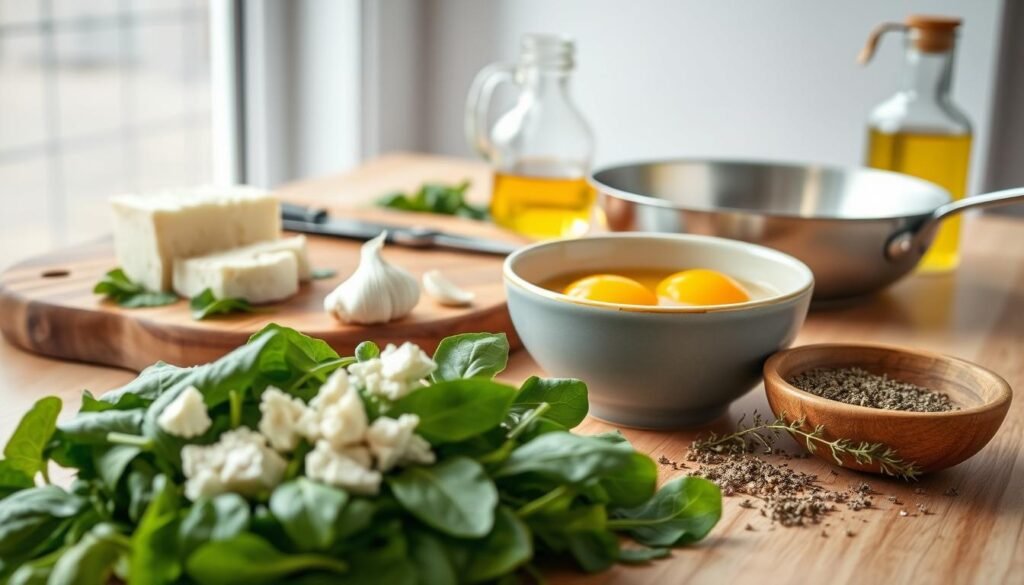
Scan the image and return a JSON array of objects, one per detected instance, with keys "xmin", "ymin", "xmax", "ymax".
[
  {"xmin": 588, "ymin": 157, "xmax": 950, "ymax": 221},
  {"xmin": 763, "ymin": 342, "xmax": 1013, "ymax": 419},
  {"xmin": 503, "ymin": 232, "xmax": 815, "ymax": 314}
]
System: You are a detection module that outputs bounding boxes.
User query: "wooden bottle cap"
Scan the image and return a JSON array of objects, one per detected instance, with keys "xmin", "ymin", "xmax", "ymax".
[{"xmin": 906, "ymin": 14, "xmax": 961, "ymax": 53}]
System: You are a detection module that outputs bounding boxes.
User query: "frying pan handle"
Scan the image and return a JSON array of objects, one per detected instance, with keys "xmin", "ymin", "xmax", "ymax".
[{"xmin": 887, "ymin": 187, "xmax": 1024, "ymax": 260}]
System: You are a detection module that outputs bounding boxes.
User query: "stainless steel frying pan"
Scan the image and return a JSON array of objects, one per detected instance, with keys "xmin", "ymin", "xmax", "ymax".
[{"xmin": 591, "ymin": 159, "xmax": 1024, "ymax": 300}]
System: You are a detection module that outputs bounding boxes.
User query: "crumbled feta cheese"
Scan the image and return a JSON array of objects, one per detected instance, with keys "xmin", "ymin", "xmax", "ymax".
[
  {"xmin": 258, "ymin": 387, "xmax": 314, "ymax": 452},
  {"xmin": 156, "ymin": 385, "xmax": 211, "ymax": 438},
  {"xmin": 181, "ymin": 427, "xmax": 287, "ymax": 501},
  {"xmin": 305, "ymin": 440, "xmax": 381, "ymax": 495},
  {"xmin": 365, "ymin": 414, "xmax": 435, "ymax": 472},
  {"xmin": 305, "ymin": 370, "xmax": 367, "ymax": 449},
  {"xmin": 347, "ymin": 342, "xmax": 436, "ymax": 400}
]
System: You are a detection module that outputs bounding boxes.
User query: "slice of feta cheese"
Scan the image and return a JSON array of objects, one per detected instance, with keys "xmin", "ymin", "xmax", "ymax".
[
  {"xmin": 172, "ymin": 250, "xmax": 299, "ymax": 304},
  {"xmin": 111, "ymin": 185, "xmax": 281, "ymax": 292},
  {"xmin": 157, "ymin": 385, "xmax": 211, "ymax": 438}
]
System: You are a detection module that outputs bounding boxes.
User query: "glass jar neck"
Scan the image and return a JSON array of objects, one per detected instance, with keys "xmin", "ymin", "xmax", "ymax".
[
  {"xmin": 902, "ymin": 44, "xmax": 954, "ymax": 102},
  {"xmin": 518, "ymin": 66, "xmax": 571, "ymax": 95}
]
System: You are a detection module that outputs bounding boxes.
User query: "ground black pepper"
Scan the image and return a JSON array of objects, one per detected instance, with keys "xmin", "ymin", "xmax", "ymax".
[{"xmin": 788, "ymin": 367, "xmax": 958, "ymax": 412}]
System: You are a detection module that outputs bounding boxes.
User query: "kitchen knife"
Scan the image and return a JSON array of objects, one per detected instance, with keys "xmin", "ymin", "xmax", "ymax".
[{"xmin": 281, "ymin": 203, "xmax": 519, "ymax": 256}]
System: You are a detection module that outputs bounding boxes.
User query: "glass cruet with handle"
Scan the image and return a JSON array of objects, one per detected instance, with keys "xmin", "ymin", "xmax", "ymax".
[{"xmin": 465, "ymin": 33, "xmax": 596, "ymax": 240}]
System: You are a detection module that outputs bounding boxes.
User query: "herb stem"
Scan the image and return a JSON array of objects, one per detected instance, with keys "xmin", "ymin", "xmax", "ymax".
[
  {"xmin": 40, "ymin": 463, "xmax": 51, "ymax": 485},
  {"xmin": 229, "ymin": 389, "xmax": 243, "ymax": 429},
  {"xmin": 288, "ymin": 357, "xmax": 356, "ymax": 392},
  {"xmin": 516, "ymin": 484, "xmax": 572, "ymax": 518},
  {"xmin": 507, "ymin": 402, "xmax": 551, "ymax": 441},
  {"xmin": 106, "ymin": 432, "xmax": 153, "ymax": 449}
]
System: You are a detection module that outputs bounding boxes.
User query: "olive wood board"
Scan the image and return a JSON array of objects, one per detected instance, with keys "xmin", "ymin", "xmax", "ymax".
[{"xmin": 0, "ymin": 208, "xmax": 524, "ymax": 371}]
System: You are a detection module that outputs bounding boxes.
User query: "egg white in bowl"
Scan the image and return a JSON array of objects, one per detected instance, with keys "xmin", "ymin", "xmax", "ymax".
[{"xmin": 503, "ymin": 233, "xmax": 814, "ymax": 428}]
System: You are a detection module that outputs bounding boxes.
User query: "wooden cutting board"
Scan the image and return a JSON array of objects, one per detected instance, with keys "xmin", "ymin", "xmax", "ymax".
[{"xmin": 0, "ymin": 207, "xmax": 525, "ymax": 371}]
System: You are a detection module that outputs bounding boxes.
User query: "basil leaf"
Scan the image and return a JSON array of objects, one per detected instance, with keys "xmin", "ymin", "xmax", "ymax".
[
  {"xmin": 512, "ymin": 377, "xmax": 588, "ymax": 429},
  {"xmin": 130, "ymin": 475, "xmax": 181, "ymax": 585},
  {"xmin": 390, "ymin": 379, "xmax": 516, "ymax": 444},
  {"xmin": 388, "ymin": 457, "xmax": 497, "ymax": 538},
  {"xmin": 2, "ymin": 396, "xmax": 61, "ymax": 480},
  {"xmin": 463, "ymin": 507, "xmax": 532, "ymax": 583},
  {"xmin": 609, "ymin": 476, "xmax": 722, "ymax": 546},
  {"xmin": 179, "ymin": 493, "xmax": 250, "ymax": 555},
  {"xmin": 190, "ymin": 288, "xmax": 265, "ymax": 320},
  {"xmin": 0, "ymin": 486, "xmax": 85, "ymax": 557},
  {"xmin": 376, "ymin": 180, "xmax": 486, "ymax": 220},
  {"xmin": 185, "ymin": 533, "xmax": 348, "ymax": 585},
  {"xmin": 48, "ymin": 524, "xmax": 127, "ymax": 585},
  {"xmin": 269, "ymin": 478, "xmax": 348, "ymax": 551},
  {"xmin": 94, "ymin": 268, "xmax": 178, "ymax": 308},
  {"xmin": 495, "ymin": 432, "xmax": 634, "ymax": 483},
  {"xmin": 431, "ymin": 333, "xmax": 509, "ymax": 382}
]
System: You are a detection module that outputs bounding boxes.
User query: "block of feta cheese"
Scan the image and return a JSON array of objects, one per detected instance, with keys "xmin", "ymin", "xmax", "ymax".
[
  {"xmin": 172, "ymin": 235, "xmax": 312, "ymax": 302},
  {"xmin": 173, "ymin": 250, "xmax": 299, "ymax": 304},
  {"xmin": 111, "ymin": 185, "xmax": 281, "ymax": 292}
]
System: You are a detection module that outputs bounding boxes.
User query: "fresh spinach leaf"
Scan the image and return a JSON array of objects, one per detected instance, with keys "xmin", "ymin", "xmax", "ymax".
[
  {"xmin": 129, "ymin": 475, "xmax": 181, "ymax": 585},
  {"xmin": 388, "ymin": 457, "xmax": 497, "ymax": 538},
  {"xmin": 190, "ymin": 288, "xmax": 266, "ymax": 320},
  {"xmin": 495, "ymin": 432, "xmax": 634, "ymax": 484},
  {"xmin": 332, "ymin": 498, "xmax": 375, "ymax": 541},
  {"xmin": 179, "ymin": 493, "xmax": 250, "ymax": 555},
  {"xmin": 390, "ymin": 379, "xmax": 516, "ymax": 444},
  {"xmin": 58, "ymin": 410, "xmax": 145, "ymax": 443},
  {"xmin": 431, "ymin": 333, "xmax": 509, "ymax": 382},
  {"xmin": 0, "ymin": 461, "xmax": 34, "ymax": 499},
  {"xmin": 89, "ymin": 362, "xmax": 192, "ymax": 411},
  {"xmin": 94, "ymin": 268, "xmax": 178, "ymax": 308},
  {"xmin": 7, "ymin": 546, "xmax": 61, "ymax": 585},
  {"xmin": 463, "ymin": 506, "xmax": 532, "ymax": 583},
  {"xmin": 609, "ymin": 476, "xmax": 722, "ymax": 546},
  {"xmin": 355, "ymin": 341, "xmax": 380, "ymax": 362},
  {"xmin": 527, "ymin": 504, "xmax": 617, "ymax": 572},
  {"xmin": 598, "ymin": 452, "xmax": 657, "ymax": 508},
  {"xmin": 3, "ymin": 396, "xmax": 61, "ymax": 480},
  {"xmin": 376, "ymin": 180, "xmax": 486, "ymax": 220},
  {"xmin": 512, "ymin": 377, "xmax": 588, "ymax": 429},
  {"xmin": 95, "ymin": 445, "xmax": 142, "ymax": 490},
  {"xmin": 0, "ymin": 486, "xmax": 85, "ymax": 557},
  {"xmin": 617, "ymin": 545, "xmax": 670, "ymax": 564},
  {"xmin": 46, "ymin": 523, "xmax": 126, "ymax": 585},
  {"xmin": 269, "ymin": 478, "xmax": 348, "ymax": 551},
  {"xmin": 407, "ymin": 529, "xmax": 457, "ymax": 585},
  {"xmin": 185, "ymin": 533, "xmax": 348, "ymax": 585}
]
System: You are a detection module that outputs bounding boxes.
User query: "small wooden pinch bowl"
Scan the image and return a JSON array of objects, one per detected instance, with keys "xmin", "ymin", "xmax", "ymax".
[{"xmin": 763, "ymin": 344, "xmax": 1012, "ymax": 476}]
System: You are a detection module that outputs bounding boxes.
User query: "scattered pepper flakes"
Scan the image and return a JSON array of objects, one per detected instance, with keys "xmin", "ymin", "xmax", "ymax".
[
  {"xmin": 846, "ymin": 529, "xmax": 856, "ymax": 538},
  {"xmin": 916, "ymin": 503, "xmax": 932, "ymax": 515},
  {"xmin": 914, "ymin": 487, "xmax": 927, "ymax": 495},
  {"xmin": 944, "ymin": 487, "xmax": 959, "ymax": 497},
  {"xmin": 745, "ymin": 523, "xmax": 756, "ymax": 531}
]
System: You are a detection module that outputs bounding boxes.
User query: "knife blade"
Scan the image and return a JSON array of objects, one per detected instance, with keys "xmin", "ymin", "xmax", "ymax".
[{"xmin": 280, "ymin": 205, "xmax": 519, "ymax": 256}]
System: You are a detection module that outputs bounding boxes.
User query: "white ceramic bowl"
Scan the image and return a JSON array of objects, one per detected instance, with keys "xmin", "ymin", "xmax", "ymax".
[{"xmin": 503, "ymin": 233, "xmax": 814, "ymax": 428}]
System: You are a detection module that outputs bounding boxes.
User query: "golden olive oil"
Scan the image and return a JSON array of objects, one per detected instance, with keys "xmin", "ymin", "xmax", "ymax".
[
  {"xmin": 866, "ymin": 129, "xmax": 972, "ymax": 272},
  {"xmin": 490, "ymin": 169, "xmax": 595, "ymax": 240}
]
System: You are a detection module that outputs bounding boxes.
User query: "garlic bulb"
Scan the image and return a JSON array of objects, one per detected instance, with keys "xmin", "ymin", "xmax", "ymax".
[
  {"xmin": 422, "ymin": 270, "xmax": 475, "ymax": 307},
  {"xmin": 324, "ymin": 232, "xmax": 420, "ymax": 324}
]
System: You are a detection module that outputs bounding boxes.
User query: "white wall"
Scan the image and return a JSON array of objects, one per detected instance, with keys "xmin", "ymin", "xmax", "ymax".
[{"xmin": 410, "ymin": 0, "xmax": 1004, "ymax": 195}]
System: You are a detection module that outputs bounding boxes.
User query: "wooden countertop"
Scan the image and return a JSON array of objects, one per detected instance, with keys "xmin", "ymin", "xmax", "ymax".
[{"xmin": 2, "ymin": 154, "xmax": 1022, "ymax": 584}]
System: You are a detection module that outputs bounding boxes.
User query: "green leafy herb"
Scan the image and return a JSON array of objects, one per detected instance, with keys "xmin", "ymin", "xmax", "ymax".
[
  {"xmin": 388, "ymin": 457, "xmax": 497, "ymax": 538},
  {"xmin": 431, "ymin": 332, "xmax": 509, "ymax": 382},
  {"xmin": 376, "ymin": 180, "xmax": 487, "ymax": 220},
  {"xmin": 0, "ymin": 325, "xmax": 723, "ymax": 583},
  {"xmin": 609, "ymin": 477, "xmax": 723, "ymax": 546},
  {"xmin": 3, "ymin": 396, "xmax": 61, "ymax": 481},
  {"xmin": 190, "ymin": 288, "xmax": 265, "ymax": 320},
  {"xmin": 93, "ymin": 268, "xmax": 178, "ymax": 308}
]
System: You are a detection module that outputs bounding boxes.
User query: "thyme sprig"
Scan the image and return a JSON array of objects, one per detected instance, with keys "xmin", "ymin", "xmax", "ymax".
[{"xmin": 693, "ymin": 411, "xmax": 920, "ymax": 480}]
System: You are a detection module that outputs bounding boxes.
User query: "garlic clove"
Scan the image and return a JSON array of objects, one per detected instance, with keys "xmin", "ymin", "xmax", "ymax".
[
  {"xmin": 325, "ymin": 232, "xmax": 420, "ymax": 324},
  {"xmin": 422, "ymin": 270, "xmax": 475, "ymax": 307}
]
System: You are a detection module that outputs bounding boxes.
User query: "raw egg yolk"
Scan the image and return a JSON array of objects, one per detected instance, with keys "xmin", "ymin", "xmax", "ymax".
[
  {"xmin": 656, "ymin": 269, "xmax": 750, "ymax": 306},
  {"xmin": 563, "ymin": 274, "xmax": 658, "ymax": 306}
]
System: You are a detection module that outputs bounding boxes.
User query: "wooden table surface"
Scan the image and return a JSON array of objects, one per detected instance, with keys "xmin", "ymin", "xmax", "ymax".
[{"xmin": 2, "ymin": 154, "xmax": 1022, "ymax": 584}]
